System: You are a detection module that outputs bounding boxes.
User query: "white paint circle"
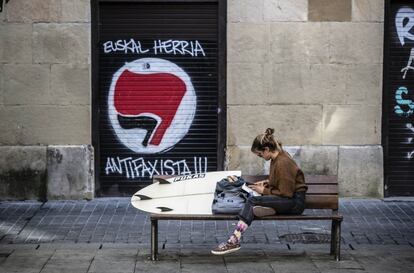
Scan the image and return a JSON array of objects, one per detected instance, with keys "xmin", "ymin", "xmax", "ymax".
[{"xmin": 108, "ymin": 58, "xmax": 196, "ymax": 154}]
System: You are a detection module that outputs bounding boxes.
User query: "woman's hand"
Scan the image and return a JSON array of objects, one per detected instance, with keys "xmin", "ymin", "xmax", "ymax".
[{"xmin": 248, "ymin": 180, "xmax": 267, "ymax": 194}]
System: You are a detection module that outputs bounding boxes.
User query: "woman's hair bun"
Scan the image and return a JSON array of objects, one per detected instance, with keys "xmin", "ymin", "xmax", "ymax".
[{"xmin": 265, "ymin": 128, "xmax": 274, "ymax": 136}]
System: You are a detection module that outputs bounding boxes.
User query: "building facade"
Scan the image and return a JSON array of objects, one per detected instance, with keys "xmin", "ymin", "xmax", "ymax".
[{"xmin": 0, "ymin": 0, "xmax": 411, "ymax": 200}]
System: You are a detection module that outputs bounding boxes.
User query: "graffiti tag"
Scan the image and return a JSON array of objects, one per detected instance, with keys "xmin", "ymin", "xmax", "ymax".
[
  {"xmin": 396, "ymin": 7, "xmax": 414, "ymax": 46},
  {"xmin": 406, "ymin": 123, "xmax": 414, "ymax": 159},
  {"xmin": 103, "ymin": 39, "xmax": 206, "ymax": 57},
  {"xmin": 394, "ymin": 86, "xmax": 414, "ymax": 117},
  {"xmin": 105, "ymin": 156, "xmax": 208, "ymax": 179},
  {"xmin": 396, "ymin": 8, "xmax": 414, "ymax": 79}
]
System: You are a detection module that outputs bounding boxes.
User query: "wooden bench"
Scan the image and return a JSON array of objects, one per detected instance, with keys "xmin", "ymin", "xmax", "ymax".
[{"xmin": 150, "ymin": 175, "xmax": 343, "ymax": 261}]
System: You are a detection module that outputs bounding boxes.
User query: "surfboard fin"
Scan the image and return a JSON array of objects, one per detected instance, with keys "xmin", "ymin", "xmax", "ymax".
[
  {"xmin": 154, "ymin": 178, "xmax": 171, "ymax": 184},
  {"xmin": 156, "ymin": 206, "xmax": 173, "ymax": 212},
  {"xmin": 134, "ymin": 194, "xmax": 152, "ymax": 200}
]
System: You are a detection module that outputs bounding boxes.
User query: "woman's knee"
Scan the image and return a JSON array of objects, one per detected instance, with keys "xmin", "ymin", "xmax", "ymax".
[{"xmin": 246, "ymin": 196, "xmax": 261, "ymax": 205}]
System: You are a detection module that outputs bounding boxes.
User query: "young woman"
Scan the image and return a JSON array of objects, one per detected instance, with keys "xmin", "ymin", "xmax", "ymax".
[{"xmin": 211, "ymin": 128, "xmax": 307, "ymax": 255}]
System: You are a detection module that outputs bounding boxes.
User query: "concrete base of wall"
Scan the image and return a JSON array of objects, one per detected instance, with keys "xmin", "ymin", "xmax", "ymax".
[
  {"xmin": 227, "ymin": 145, "xmax": 384, "ymax": 198},
  {"xmin": 0, "ymin": 145, "xmax": 94, "ymax": 201},
  {"xmin": 0, "ymin": 146, "xmax": 47, "ymax": 201},
  {"xmin": 47, "ymin": 145, "xmax": 94, "ymax": 200}
]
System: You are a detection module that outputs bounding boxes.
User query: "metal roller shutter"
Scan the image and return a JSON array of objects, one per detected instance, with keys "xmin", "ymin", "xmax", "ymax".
[
  {"xmin": 383, "ymin": 0, "xmax": 414, "ymax": 196},
  {"xmin": 92, "ymin": 0, "xmax": 226, "ymax": 196}
]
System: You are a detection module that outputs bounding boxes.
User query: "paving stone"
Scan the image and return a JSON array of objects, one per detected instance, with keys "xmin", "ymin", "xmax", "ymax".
[
  {"xmin": 225, "ymin": 254, "xmax": 274, "ymax": 273},
  {"xmin": 181, "ymin": 255, "xmax": 226, "ymax": 273},
  {"xmin": 267, "ymin": 254, "xmax": 318, "ymax": 273},
  {"xmin": 1, "ymin": 199, "xmax": 414, "ymax": 250},
  {"xmin": 0, "ymin": 249, "xmax": 55, "ymax": 273}
]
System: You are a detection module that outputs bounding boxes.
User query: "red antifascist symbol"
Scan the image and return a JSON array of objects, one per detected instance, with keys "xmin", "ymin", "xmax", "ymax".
[
  {"xmin": 108, "ymin": 58, "xmax": 196, "ymax": 154},
  {"xmin": 114, "ymin": 71, "xmax": 186, "ymax": 145}
]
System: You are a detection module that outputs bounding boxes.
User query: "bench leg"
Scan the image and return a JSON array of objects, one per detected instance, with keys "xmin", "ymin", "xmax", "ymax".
[
  {"xmin": 330, "ymin": 220, "xmax": 335, "ymax": 255},
  {"xmin": 151, "ymin": 219, "xmax": 158, "ymax": 261},
  {"xmin": 330, "ymin": 220, "xmax": 342, "ymax": 261},
  {"xmin": 335, "ymin": 221, "xmax": 342, "ymax": 261}
]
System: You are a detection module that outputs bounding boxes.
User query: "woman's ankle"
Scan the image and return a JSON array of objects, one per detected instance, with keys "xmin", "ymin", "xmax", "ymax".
[{"xmin": 227, "ymin": 234, "xmax": 239, "ymax": 245}]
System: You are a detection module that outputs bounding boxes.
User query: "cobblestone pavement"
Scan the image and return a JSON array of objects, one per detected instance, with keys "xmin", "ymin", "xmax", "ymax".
[
  {"xmin": 1, "ymin": 198, "xmax": 413, "ymax": 246},
  {"xmin": 0, "ymin": 198, "xmax": 413, "ymax": 272}
]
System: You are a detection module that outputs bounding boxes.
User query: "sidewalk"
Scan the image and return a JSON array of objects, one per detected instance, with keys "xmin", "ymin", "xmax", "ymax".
[{"xmin": 0, "ymin": 198, "xmax": 413, "ymax": 272}]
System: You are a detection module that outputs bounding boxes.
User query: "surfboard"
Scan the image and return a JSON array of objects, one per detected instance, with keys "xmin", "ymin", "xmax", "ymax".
[{"xmin": 130, "ymin": 171, "xmax": 242, "ymax": 214}]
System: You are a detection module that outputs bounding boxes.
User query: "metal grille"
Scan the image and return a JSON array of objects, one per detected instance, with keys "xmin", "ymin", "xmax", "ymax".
[
  {"xmin": 384, "ymin": 0, "xmax": 414, "ymax": 196},
  {"xmin": 92, "ymin": 1, "xmax": 223, "ymax": 196}
]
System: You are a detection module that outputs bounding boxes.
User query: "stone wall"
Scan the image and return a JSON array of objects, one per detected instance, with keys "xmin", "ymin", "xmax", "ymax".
[
  {"xmin": 0, "ymin": 0, "xmax": 385, "ymax": 198},
  {"xmin": 0, "ymin": 1, "xmax": 93, "ymax": 200},
  {"xmin": 0, "ymin": 0, "xmax": 91, "ymax": 145},
  {"xmin": 227, "ymin": 0, "xmax": 384, "ymax": 197}
]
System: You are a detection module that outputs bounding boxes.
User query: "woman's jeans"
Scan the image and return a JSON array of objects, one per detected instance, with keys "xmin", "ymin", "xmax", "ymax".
[{"xmin": 238, "ymin": 192, "xmax": 306, "ymax": 225}]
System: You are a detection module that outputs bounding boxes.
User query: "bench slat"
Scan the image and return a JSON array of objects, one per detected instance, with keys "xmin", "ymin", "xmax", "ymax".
[
  {"xmin": 242, "ymin": 175, "xmax": 338, "ymax": 185},
  {"xmin": 151, "ymin": 213, "xmax": 342, "ymax": 221},
  {"xmin": 305, "ymin": 175, "xmax": 338, "ymax": 184},
  {"xmin": 307, "ymin": 184, "xmax": 338, "ymax": 194},
  {"xmin": 241, "ymin": 175, "xmax": 268, "ymax": 182},
  {"xmin": 154, "ymin": 175, "xmax": 338, "ymax": 185},
  {"xmin": 305, "ymin": 195, "xmax": 338, "ymax": 210}
]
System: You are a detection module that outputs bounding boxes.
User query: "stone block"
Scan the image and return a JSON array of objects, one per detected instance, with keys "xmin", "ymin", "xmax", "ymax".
[
  {"xmin": 338, "ymin": 145, "xmax": 383, "ymax": 197},
  {"xmin": 271, "ymin": 63, "xmax": 314, "ymax": 103},
  {"xmin": 227, "ymin": 62, "xmax": 266, "ymax": 105},
  {"xmin": 264, "ymin": 0, "xmax": 307, "ymax": 22},
  {"xmin": 352, "ymin": 0, "xmax": 384, "ymax": 22},
  {"xmin": 6, "ymin": 0, "xmax": 60, "ymax": 23},
  {"xmin": 323, "ymin": 105, "xmax": 381, "ymax": 145},
  {"xmin": 0, "ymin": 146, "xmax": 47, "ymax": 200},
  {"xmin": 315, "ymin": 65, "xmax": 349, "ymax": 104},
  {"xmin": 4, "ymin": 64, "xmax": 51, "ymax": 105},
  {"xmin": 329, "ymin": 23, "xmax": 383, "ymax": 64},
  {"xmin": 0, "ymin": 65, "xmax": 3, "ymax": 104},
  {"xmin": 284, "ymin": 146, "xmax": 301, "ymax": 159},
  {"xmin": 289, "ymin": 64, "xmax": 382, "ymax": 105},
  {"xmin": 50, "ymin": 64, "xmax": 90, "ymax": 105},
  {"xmin": 228, "ymin": 0, "xmax": 264, "ymax": 23},
  {"xmin": 309, "ymin": 0, "xmax": 352, "ymax": 22},
  {"xmin": 226, "ymin": 146, "xmax": 265, "ymax": 175},
  {"xmin": 25, "ymin": 106, "xmax": 91, "ymax": 145},
  {"xmin": 345, "ymin": 64, "xmax": 382, "ymax": 105},
  {"xmin": 0, "ymin": 106, "xmax": 22, "ymax": 145},
  {"xmin": 227, "ymin": 105, "xmax": 323, "ymax": 146},
  {"xmin": 296, "ymin": 145, "xmax": 338, "ymax": 175},
  {"xmin": 47, "ymin": 145, "xmax": 94, "ymax": 200},
  {"xmin": 0, "ymin": 23, "xmax": 32, "ymax": 63},
  {"xmin": 0, "ymin": 3, "xmax": 5, "ymax": 22},
  {"xmin": 228, "ymin": 23, "xmax": 268, "ymax": 63},
  {"xmin": 0, "ymin": 105, "xmax": 91, "ymax": 145},
  {"xmin": 271, "ymin": 64, "xmax": 347, "ymax": 104},
  {"xmin": 270, "ymin": 23, "xmax": 330, "ymax": 64},
  {"xmin": 33, "ymin": 23, "xmax": 90, "ymax": 64},
  {"xmin": 61, "ymin": 0, "xmax": 90, "ymax": 22}
]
